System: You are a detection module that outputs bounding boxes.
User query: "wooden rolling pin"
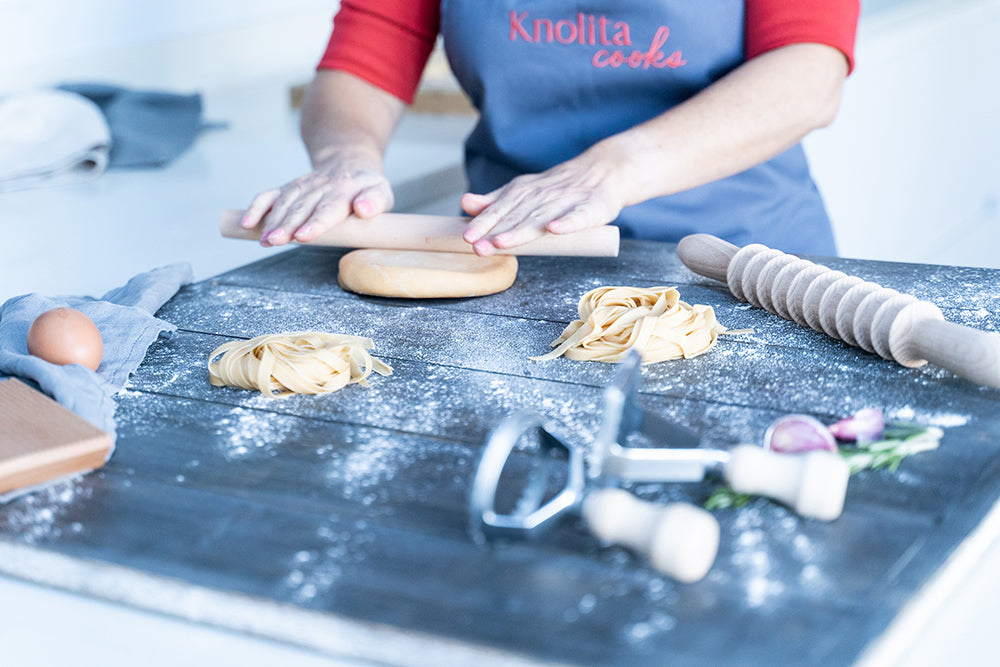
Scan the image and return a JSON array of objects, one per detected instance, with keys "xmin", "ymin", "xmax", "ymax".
[
  {"xmin": 677, "ymin": 233, "xmax": 1000, "ymax": 388},
  {"xmin": 220, "ymin": 209, "xmax": 620, "ymax": 257}
]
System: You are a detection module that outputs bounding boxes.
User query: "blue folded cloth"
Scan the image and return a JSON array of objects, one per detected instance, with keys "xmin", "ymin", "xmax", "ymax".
[
  {"xmin": 58, "ymin": 83, "xmax": 210, "ymax": 168},
  {"xmin": 0, "ymin": 263, "xmax": 193, "ymax": 438}
]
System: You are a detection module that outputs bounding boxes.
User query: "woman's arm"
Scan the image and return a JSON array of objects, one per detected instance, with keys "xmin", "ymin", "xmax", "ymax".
[
  {"xmin": 241, "ymin": 70, "xmax": 406, "ymax": 246},
  {"xmin": 462, "ymin": 42, "xmax": 850, "ymax": 255}
]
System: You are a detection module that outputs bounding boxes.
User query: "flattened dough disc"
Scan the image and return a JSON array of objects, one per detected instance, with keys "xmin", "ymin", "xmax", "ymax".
[{"xmin": 338, "ymin": 249, "xmax": 518, "ymax": 299}]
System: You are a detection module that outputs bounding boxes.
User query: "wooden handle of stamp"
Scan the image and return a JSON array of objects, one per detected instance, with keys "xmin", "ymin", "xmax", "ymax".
[
  {"xmin": 676, "ymin": 233, "xmax": 738, "ymax": 283},
  {"xmin": 220, "ymin": 209, "xmax": 620, "ymax": 257},
  {"xmin": 582, "ymin": 488, "xmax": 720, "ymax": 583},
  {"xmin": 899, "ymin": 319, "xmax": 1000, "ymax": 388},
  {"xmin": 724, "ymin": 445, "xmax": 849, "ymax": 521}
]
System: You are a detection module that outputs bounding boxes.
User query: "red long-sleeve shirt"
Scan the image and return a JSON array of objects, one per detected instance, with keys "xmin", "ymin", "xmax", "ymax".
[{"xmin": 319, "ymin": 1, "xmax": 859, "ymax": 103}]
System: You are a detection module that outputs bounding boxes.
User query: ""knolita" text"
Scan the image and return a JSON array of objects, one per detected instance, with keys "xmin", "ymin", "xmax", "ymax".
[{"xmin": 509, "ymin": 11, "xmax": 686, "ymax": 70}]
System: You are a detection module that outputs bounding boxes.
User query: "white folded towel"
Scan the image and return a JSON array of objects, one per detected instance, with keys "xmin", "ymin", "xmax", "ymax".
[{"xmin": 0, "ymin": 89, "xmax": 111, "ymax": 192}]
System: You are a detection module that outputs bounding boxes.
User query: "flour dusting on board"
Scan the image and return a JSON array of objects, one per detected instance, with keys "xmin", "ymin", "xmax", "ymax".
[
  {"xmin": 699, "ymin": 504, "xmax": 835, "ymax": 608},
  {"xmin": 890, "ymin": 406, "xmax": 970, "ymax": 429},
  {"xmin": 0, "ymin": 480, "xmax": 91, "ymax": 544},
  {"xmin": 325, "ymin": 432, "xmax": 405, "ymax": 503},
  {"xmin": 624, "ymin": 611, "xmax": 678, "ymax": 643},
  {"xmin": 323, "ymin": 429, "xmax": 473, "ymax": 504},
  {"xmin": 213, "ymin": 406, "xmax": 296, "ymax": 460},
  {"xmin": 282, "ymin": 516, "xmax": 376, "ymax": 603}
]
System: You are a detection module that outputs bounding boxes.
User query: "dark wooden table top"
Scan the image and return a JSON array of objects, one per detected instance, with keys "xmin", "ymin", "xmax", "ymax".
[{"xmin": 3, "ymin": 240, "xmax": 1000, "ymax": 666}]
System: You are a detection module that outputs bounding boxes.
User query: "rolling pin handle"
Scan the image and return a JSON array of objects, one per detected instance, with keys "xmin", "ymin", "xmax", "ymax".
[
  {"xmin": 676, "ymin": 234, "xmax": 739, "ymax": 283},
  {"xmin": 220, "ymin": 209, "xmax": 620, "ymax": 257},
  {"xmin": 724, "ymin": 445, "xmax": 849, "ymax": 521},
  {"xmin": 904, "ymin": 319, "xmax": 1000, "ymax": 388},
  {"xmin": 582, "ymin": 488, "xmax": 720, "ymax": 583}
]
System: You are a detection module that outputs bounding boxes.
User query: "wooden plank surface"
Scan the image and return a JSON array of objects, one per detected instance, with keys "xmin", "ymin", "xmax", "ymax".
[{"xmin": 2, "ymin": 240, "xmax": 999, "ymax": 666}]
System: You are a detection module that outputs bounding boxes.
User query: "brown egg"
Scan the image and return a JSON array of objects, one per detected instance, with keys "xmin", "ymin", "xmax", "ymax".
[{"xmin": 26, "ymin": 307, "xmax": 104, "ymax": 371}]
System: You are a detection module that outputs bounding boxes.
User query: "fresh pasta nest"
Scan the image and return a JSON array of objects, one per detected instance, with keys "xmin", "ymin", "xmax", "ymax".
[
  {"xmin": 208, "ymin": 331, "xmax": 392, "ymax": 398},
  {"xmin": 531, "ymin": 286, "xmax": 726, "ymax": 363}
]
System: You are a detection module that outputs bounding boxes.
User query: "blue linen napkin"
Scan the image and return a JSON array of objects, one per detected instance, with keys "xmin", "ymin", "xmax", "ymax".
[
  {"xmin": 0, "ymin": 263, "xmax": 193, "ymax": 438},
  {"xmin": 58, "ymin": 83, "xmax": 211, "ymax": 168}
]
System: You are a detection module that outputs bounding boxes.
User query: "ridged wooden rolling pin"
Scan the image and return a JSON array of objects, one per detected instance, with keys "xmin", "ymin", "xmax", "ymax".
[
  {"xmin": 219, "ymin": 209, "xmax": 620, "ymax": 257},
  {"xmin": 676, "ymin": 233, "xmax": 1000, "ymax": 388}
]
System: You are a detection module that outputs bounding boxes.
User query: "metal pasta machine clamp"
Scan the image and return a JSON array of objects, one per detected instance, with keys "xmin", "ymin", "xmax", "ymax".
[{"xmin": 469, "ymin": 350, "xmax": 849, "ymax": 583}]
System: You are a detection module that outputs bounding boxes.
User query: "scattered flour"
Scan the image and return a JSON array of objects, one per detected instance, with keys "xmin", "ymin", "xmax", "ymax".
[
  {"xmin": 890, "ymin": 406, "xmax": 971, "ymax": 429},
  {"xmin": 282, "ymin": 516, "xmax": 376, "ymax": 603},
  {"xmin": 623, "ymin": 610, "xmax": 678, "ymax": 644},
  {"xmin": 325, "ymin": 432, "xmax": 403, "ymax": 502},
  {"xmin": 323, "ymin": 430, "xmax": 471, "ymax": 503},
  {"xmin": 213, "ymin": 406, "xmax": 295, "ymax": 461},
  {"xmin": 0, "ymin": 480, "xmax": 92, "ymax": 544}
]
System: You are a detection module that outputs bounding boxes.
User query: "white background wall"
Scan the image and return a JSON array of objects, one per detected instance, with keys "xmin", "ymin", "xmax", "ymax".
[
  {"xmin": 0, "ymin": 0, "xmax": 997, "ymax": 268},
  {"xmin": 805, "ymin": 0, "xmax": 1000, "ymax": 268},
  {"xmin": 0, "ymin": 0, "xmax": 340, "ymax": 92},
  {"xmin": 0, "ymin": 0, "xmax": 332, "ymax": 63}
]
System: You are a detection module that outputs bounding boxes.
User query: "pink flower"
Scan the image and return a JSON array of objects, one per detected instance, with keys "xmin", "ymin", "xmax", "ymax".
[{"xmin": 828, "ymin": 408, "xmax": 885, "ymax": 444}]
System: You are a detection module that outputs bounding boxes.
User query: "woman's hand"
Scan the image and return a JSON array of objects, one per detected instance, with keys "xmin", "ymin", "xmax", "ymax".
[
  {"xmin": 241, "ymin": 152, "xmax": 393, "ymax": 247},
  {"xmin": 242, "ymin": 70, "xmax": 405, "ymax": 247},
  {"xmin": 460, "ymin": 149, "xmax": 626, "ymax": 256},
  {"xmin": 461, "ymin": 43, "xmax": 849, "ymax": 256}
]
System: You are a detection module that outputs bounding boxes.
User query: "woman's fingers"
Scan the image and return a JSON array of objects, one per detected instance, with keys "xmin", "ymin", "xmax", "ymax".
[
  {"xmin": 460, "ymin": 192, "xmax": 494, "ymax": 217},
  {"xmin": 487, "ymin": 203, "xmax": 563, "ymax": 249},
  {"xmin": 462, "ymin": 191, "xmax": 506, "ymax": 244},
  {"xmin": 263, "ymin": 188, "xmax": 325, "ymax": 245},
  {"xmin": 470, "ymin": 201, "xmax": 599, "ymax": 256},
  {"xmin": 465, "ymin": 186, "xmax": 621, "ymax": 254},
  {"xmin": 242, "ymin": 189, "xmax": 281, "ymax": 229},
  {"xmin": 259, "ymin": 183, "xmax": 314, "ymax": 245},
  {"xmin": 546, "ymin": 205, "xmax": 608, "ymax": 235},
  {"xmin": 462, "ymin": 156, "xmax": 624, "ymax": 252},
  {"xmin": 291, "ymin": 196, "xmax": 352, "ymax": 243},
  {"xmin": 292, "ymin": 180, "xmax": 393, "ymax": 243},
  {"xmin": 352, "ymin": 180, "xmax": 394, "ymax": 219},
  {"xmin": 245, "ymin": 164, "xmax": 393, "ymax": 247}
]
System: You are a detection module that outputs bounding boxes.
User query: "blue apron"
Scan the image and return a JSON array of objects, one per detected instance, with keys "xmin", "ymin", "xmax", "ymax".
[{"xmin": 439, "ymin": 1, "xmax": 837, "ymax": 255}]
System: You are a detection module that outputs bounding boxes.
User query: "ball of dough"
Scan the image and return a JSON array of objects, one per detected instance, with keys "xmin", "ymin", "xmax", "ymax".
[{"xmin": 338, "ymin": 249, "xmax": 518, "ymax": 299}]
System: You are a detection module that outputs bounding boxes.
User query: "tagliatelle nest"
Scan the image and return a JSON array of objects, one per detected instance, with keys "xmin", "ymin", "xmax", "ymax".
[
  {"xmin": 208, "ymin": 331, "xmax": 392, "ymax": 398},
  {"xmin": 530, "ymin": 286, "xmax": 727, "ymax": 363}
]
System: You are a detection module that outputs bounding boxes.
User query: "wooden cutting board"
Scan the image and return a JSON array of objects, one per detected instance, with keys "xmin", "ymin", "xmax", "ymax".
[{"xmin": 0, "ymin": 378, "xmax": 113, "ymax": 496}]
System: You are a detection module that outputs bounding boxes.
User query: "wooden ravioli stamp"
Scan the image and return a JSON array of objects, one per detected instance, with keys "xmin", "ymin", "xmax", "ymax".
[
  {"xmin": 0, "ymin": 378, "xmax": 113, "ymax": 496},
  {"xmin": 677, "ymin": 233, "xmax": 1000, "ymax": 388}
]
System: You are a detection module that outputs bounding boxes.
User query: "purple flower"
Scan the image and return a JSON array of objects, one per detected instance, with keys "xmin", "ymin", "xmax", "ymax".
[
  {"xmin": 828, "ymin": 408, "xmax": 885, "ymax": 444},
  {"xmin": 764, "ymin": 414, "xmax": 838, "ymax": 454}
]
